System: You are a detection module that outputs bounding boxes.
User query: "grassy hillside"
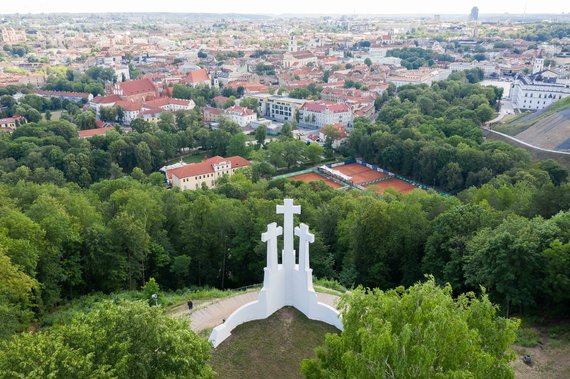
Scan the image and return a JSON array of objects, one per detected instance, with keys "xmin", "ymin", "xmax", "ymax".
[
  {"xmin": 495, "ymin": 96, "xmax": 570, "ymax": 136},
  {"xmin": 209, "ymin": 307, "xmax": 339, "ymax": 379}
]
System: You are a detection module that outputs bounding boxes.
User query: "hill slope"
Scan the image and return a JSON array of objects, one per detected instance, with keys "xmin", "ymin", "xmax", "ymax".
[
  {"xmin": 209, "ymin": 307, "xmax": 339, "ymax": 379},
  {"xmin": 495, "ymin": 97, "xmax": 570, "ymax": 151}
]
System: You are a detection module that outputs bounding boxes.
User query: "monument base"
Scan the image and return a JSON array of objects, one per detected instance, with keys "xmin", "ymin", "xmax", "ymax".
[
  {"xmin": 208, "ymin": 200, "xmax": 343, "ymax": 348},
  {"xmin": 209, "ymin": 265, "xmax": 343, "ymax": 348}
]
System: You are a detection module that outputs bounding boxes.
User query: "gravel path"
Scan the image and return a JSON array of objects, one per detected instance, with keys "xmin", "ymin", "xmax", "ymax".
[{"xmin": 185, "ymin": 290, "xmax": 341, "ymax": 333}]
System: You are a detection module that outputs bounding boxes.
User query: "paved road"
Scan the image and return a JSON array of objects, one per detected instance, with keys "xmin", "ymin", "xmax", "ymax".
[
  {"xmin": 484, "ymin": 128, "xmax": 570, "ymax": 156},
  {"xmin": 185, "ymin": 290, "xmax": 341, "ymax": 333}
]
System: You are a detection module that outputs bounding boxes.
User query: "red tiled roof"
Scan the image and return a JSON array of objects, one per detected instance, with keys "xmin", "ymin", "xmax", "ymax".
[
  {"xmin": 143, "ymin": 97, "xmax": 191, "ymax": 108},
  {"xmin": 168, "ymin": 155, "xmax": 249, "ymax": 179},
  {"xmin": 319, "ymin": 123, "xmax": 348, "ymax": 139},
  {"xmin": 203, "ymin": 107, "xmax": 224, "ymax": 115},
  {"xmin": 117, "ymin": 79, "xmax": 157, "ymax": 96},
  {"xmin": 79, "ymin": 126, "xmax": 114, "ymax": 138},
  {"xmin": 301, "ymin": 100, "xmax": 350, "ymax": 113},
  {"xmin": 225, "ymin": 105, "xmax": 255, "ymax": 116},
  {"xmin": 115, "ymin": 100, "xmax": 142, "ymax": 112},
  {"xmin": 184, "ymin": 68, "xmax": 209, "ymax": 84},
  {"xmin": 213, "ymin": 95, "xmax": 230, "ymax": 103},
  {"xmin": 91, "ymin": 94, "xmax": 122, "ymax": 104},
  {"xmin": 0, "ymin": 115, "xmax": 25, "ymax": 123}
]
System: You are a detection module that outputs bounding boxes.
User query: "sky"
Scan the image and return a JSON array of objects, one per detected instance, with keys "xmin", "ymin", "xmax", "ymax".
[{"xmin": 0, "ymin": 0, "xmax": 569, "ymax": 15}]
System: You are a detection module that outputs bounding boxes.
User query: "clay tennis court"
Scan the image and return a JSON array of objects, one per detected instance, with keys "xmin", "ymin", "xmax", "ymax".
[
  {"xmin": 332, "ymin": 163, "xmax": 388, "ymax": 184},
  {"xmin": 365, "ymin": 178, "xmax": 419, "ymax": 194},
  {"xmin": 289, "ymin": 172, "xmax": 343, "ymax": 189}
]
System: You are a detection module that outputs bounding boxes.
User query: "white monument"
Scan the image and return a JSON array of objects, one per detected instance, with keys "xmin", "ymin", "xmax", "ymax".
[{"xmin": 208, "ymin": 199, "xmax": 343, "ymax": 348}]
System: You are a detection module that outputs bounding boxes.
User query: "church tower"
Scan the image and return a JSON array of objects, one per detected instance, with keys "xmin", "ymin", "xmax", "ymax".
[
  {"xmin": 288, "ymin": 33, "xmax": 298, "ymax": 52},
  {"xmin": 532, "ymin": 53, "xmax": 544, "ymax": 75}
]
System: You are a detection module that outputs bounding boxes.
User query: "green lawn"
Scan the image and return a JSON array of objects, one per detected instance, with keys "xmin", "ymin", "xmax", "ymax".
[
  {"xmin": 165, "ymin": 152, "xmax": 208, "ymax": 166},
  {"xmin": 209, "ymin": 307, "xmax": 339, "ymax": 379},
  {"xmin": 44, "ymin": 110, "xmax": 62, "ymax": 121}
]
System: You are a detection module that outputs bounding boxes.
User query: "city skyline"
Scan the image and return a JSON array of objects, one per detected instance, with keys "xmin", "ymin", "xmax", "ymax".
[{"xmin": 1, "ymin": 0, "xmax": 569, "ymax": 16}]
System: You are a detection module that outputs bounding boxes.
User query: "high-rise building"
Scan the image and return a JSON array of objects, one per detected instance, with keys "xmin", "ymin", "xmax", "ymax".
[{"xmin": 470, "ymin": 6, "xmax": 479, "ymax": 21}]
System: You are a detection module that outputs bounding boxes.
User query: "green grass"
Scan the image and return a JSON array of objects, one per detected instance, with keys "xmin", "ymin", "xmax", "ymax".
[
  {"xmin": 164, "ymin": 152, "xmax": 208, "ymax": 166},
  {"xmin": 516, "ymin": 326, "xmax": 541, "ymax": 347},
  {"xmin": 209, "ymin": 307, "xmax": 339, "ymax": 379},
  {"xmin": 44, "ymin": 110, "xmax": 62, "ymax": 121},
  {"xmin": 43, "ymin": 287, "xmax": 242, "ymax": 327}
]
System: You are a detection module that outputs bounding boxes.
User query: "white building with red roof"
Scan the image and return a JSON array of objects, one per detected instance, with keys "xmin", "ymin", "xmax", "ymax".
[
  {"xmin": 299, "ymin": 100, "xmax": 353, "ymax": 129},
  {"xmin": 114, "ymin": 100, "xmax": 142, "ymax": 125},
  {"xmin": 0, "ymin": 115, "xmax": 25, "ymax": 133},
  {"xmin": 224, "ymin": 105, "xmax": 257, "ymax": 127},
  {"xmin": 167, "ymin": 155, "xmax": 250, "ymax": 191}
]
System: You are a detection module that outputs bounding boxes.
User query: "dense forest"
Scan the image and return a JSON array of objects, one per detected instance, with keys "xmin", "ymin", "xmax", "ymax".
[{"xmin": 1, "ymin": 73, "xmax": 570, "ymax": 374}]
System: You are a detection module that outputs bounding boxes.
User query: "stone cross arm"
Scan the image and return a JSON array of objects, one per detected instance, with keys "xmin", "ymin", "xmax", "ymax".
[
  {"xmin": 294, "ymin": 223, "xmax": 314, "ymax": 243},
  {"xmin": 261, "ymin": 222, "xmax": 283, "ymax": 242},
  {"xmin": 276, "ymin": 199, "xmax": 301, "ymax": 219}
]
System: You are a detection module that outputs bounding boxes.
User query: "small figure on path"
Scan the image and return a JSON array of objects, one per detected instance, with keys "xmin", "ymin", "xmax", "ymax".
[{"xmin": 187, "ymin": 300, "xmax": 193, "ymax": 312}]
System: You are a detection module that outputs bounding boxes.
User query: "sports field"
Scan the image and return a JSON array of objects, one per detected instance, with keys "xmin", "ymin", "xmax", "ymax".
[
  {"xmin": 365, "ymin": 178, "xmax": 418, "ymax": 194},
  {"xmin": 289, "ymin": 172, "xmax": 343, "ymax": 189},
  {"xmin": 332, "ymin": 163, "xmax": 388, "ymax": 184}
]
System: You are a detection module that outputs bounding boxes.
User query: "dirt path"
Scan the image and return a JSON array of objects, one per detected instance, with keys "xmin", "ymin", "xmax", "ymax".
[{"xmin": 183, "ymin": 290, "xmax": 341, "ymax": 333}]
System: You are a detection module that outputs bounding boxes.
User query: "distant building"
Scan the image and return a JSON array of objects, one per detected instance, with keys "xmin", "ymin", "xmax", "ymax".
[
  {"xmin": 202, "ymin": 105, "xmax": 257, "ymax": 127},
  {"xmin": 469, "ymin": 6, "xmax": 479, "ymax": 21},
  {"xmin": 112, "ymin": 78, "xmax": 158, "ymax": 102},
  {"xmin": 254, "ymin": 95, "xmax": 307, "ymax": 123},
  {"xmin": 511, "ymin": 71, "xmax": 570, "ymax": 111},
  {"xmin": 203, "ymin": 107, "xmax": 225, "ymax": 123},
  {"xmin": 166, "ymin": 156, "xmax": 250, "ymax": 191},
  {"xmin": 283, "ymin": 51, "xmax": 318, "ymax": 68},
  {"xmin": 387, "ymin": 68, "xmax": 442, "ymax": 87},
  {"xmin": 183, "ymin": 68, "xmax": 211, "ymax": 87},
  {"xmin": 319, "ymin": 123, "xmax": 348, "ymax": 149},
  {"xmin": 224, "ymin": 105, "xmax": 257, "ymax": 127},
  {"xmin": 0, "ymin": 115, "xmax": 26, "ymax": 133},
  {"xmin": 299, "ymin": 100, "xmax": 353, "ymax": 129},
  {"xmin": 288, "ymin": 33, "xmax": 298, "ymax": 52},
  {"xmin": 1, "ymin": 27, "xmax": 26, "ymax": 44}
]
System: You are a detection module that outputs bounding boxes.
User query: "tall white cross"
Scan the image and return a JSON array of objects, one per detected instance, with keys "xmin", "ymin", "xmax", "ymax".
[
  {"xmin": 276, "ymin": 199, "xmax": 301, "ymax": 268},
  {"xmin": 294, "ymin": 223, "xmax": 314, "ymax": 271},
  {"xmin": 261, "ymin": 222, "xmax": 282, "ymax": 270}
]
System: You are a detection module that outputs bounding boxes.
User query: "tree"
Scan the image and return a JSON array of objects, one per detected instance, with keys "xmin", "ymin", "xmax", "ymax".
[
  {"xmin": 99, "ymin": 106, "xmax": 117, "ymax": 122},
  {"xmin": 280, "ymin": 122, "xmax": 293, "ymax": 138},
  {"xmin": 74, "ymin": 111, "xmax": 96, "ymax": 130},
  {"xmin": 0, "ymin": 245, "xmax": 38, "ymax": 339},
  {"xmin": 363, "ymin": 57, "xmax": 372, "ymax": 66},
  {"xmin": 465, "ymin": 215, "xmax": 559, "ymax": 316},
  {"xmin": 538, "ymin": 159, "xmax": 568, "ymax": 186},
  {"xmin": 422, "ymin": 204, "xmax": 497, "ymax": 292},
  {"xmin": 227, "ymin": 133, "xmax": 248, "ymax": 157},
  {"xmin": 301, "ymin": 278, "xmax": 519, "ymax": 379},
  {"xmin": 0, "ymin": 301, "xmax": 215, "ymax": 378},
  {"xmin": 305, "ymin": 143, "xmax": 324, "ymax": 164},
  {"xmin": 542, "ymin": 240, "xmax": 570, "ymax": 310},
  {"xmin": 116, "ymin": 106, "xmax": 125, "ymax": 124},
  {"xmin": 255, "ymin": 125, "xmax": 267, "ymax": 147},
  {"xmin": 283, "ymin": 139, "xmax": 306, "ymax": 169},
  {"xmin": 44, "ymin": 110, "xmax": 52, "ymax": 121},
  {"xmin": 475, "ymin": 103, "xmax": 495, "ymax": 123}
]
